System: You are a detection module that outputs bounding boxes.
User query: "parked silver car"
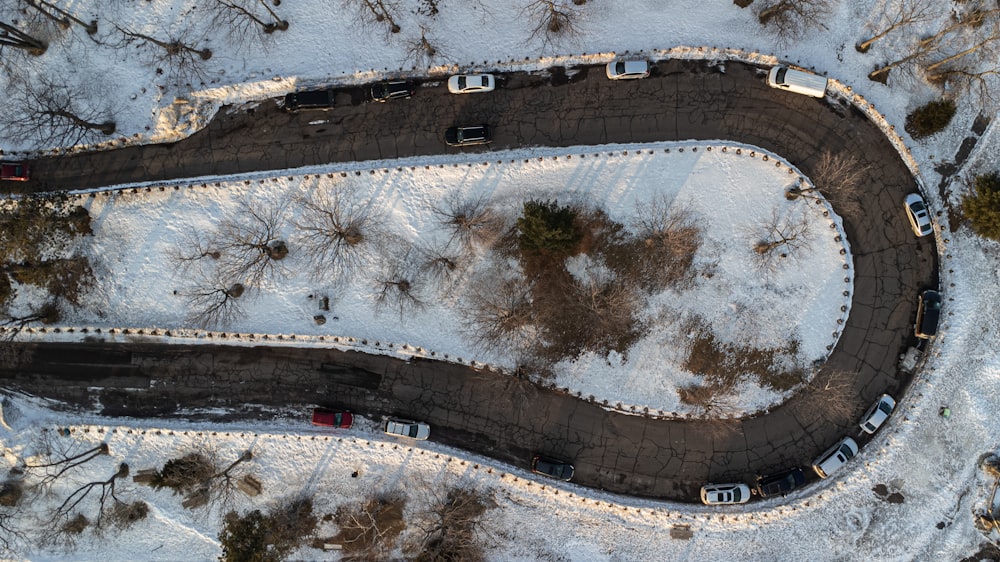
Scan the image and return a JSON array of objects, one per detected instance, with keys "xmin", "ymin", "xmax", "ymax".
[
  {"xmin": 812, "ymin": 437, "xmax": 858, "ymax": 479},
  {"xmin": 700, "ymin": 483, "xmax": 751, "ymax": 505},
  {"xmin": 383, "ymin": 418, "xmax": 430, "ymax": 440},
  {"xmin": 859, "ymin": 394, "xmax": 896, "ymax": 434}
]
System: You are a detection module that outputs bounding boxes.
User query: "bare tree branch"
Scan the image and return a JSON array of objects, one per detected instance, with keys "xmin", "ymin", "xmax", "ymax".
[
  {"xmin": 293, "ymin": 183, "xmax": 383, "ymax": 283},
  {"xmin": 755, "ymin": 0, "xmax": 832, "ymax": 42},
  {"xmin": 23, "ymin": 0, "xmax": 98, "ymax": 34},
  {"xmin": 209, "ymin": 0, "xmax": 288, "ymax": 51},
  {"xmin": 752, "ymin": 209, "xmax": 812, "ymax": 272},
  {"xmin": 0, "ymin": 74, "xmax": 115, "ymax": 149},
  {"xmin": 522, "ymin": 0, "xmax": 581, "ymax": 44},
  {"xmin": 432, "ymin": 193, "xmax": 506, "ymax": 252},
  {"xmin": 856, "ymin": 0, "xmax": 938, "ymax": 53},
  {"xmin": 215, "ymin": 197, "xmax": 289, "ymax": 289},
  {"xmin": 372, "ymin": 248, "xmax": 425, "ymax": 320},
  {"xmin": 0, "ymin": 20, "xmax": 47, "ymax": 54}
]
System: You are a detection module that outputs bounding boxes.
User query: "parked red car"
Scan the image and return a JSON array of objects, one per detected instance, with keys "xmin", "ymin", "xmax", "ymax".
[
  {"xmin": 311, "ymin": 408, "xmax": 353, "ymax": 428},
  {"xmin": 0, "ymin": 162, "xmax": 29, "ymax": 181}
]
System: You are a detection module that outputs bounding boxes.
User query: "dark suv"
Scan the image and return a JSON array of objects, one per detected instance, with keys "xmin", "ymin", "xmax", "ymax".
[
  {"xmin": 444, "ymin": 125, "xmax": 492, "ymax": 147},
  {"xmin": 915, "ymin": 290, "xmax": 941, "ymax": 339},
  {"xmin": 284, "ymin": 88, "xmax": 336, "ymax": 111},
  {"xmin": 370, "ymin": 80, "xmax": 415, "ymax": 102},
  {"xmin": 756, "ymin": 468, "xmax": 805, "ymax": 498},
  {"xmin": 531, "ymin": 455, "xmax": 574, "ymax": 482}
]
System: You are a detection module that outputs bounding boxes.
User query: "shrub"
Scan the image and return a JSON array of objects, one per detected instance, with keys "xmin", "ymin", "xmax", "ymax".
[
  {"xmin": 904, "ymin": 100, "xmax": 956, "ymax": 139},
  {"xmin": 219, "ymin": 509, "xmax": 271, "ymax": 562},
  {"xmin": 218, "ymin": 498, "xmax": 316, "ymax": 562},
  {"xmin": 516, "ymin": 199, "xmax": 581, "ymax": 256},
  {"xmin": 151, "ymin": 452, "xmax": 216, "ymax": 494},
  {"xmin": 962, "ymin": 172, "xmax": 1000, "ymax": 240}
]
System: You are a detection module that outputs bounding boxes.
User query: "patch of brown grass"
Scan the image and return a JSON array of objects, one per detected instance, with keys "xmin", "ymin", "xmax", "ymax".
[{"xmin": 683, "ymin": 323, "xmax": 804, "ymax": 392}]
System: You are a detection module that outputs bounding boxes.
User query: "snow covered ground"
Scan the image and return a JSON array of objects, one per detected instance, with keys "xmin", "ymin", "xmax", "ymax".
[{"xmin": 3, "ymin": 0, "xmax": 1000, "ymax": 560}]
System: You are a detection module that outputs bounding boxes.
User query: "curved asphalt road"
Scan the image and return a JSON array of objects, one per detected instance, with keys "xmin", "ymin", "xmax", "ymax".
[{"xmin": 1, "ymin": 60, "xmax": 937, "ymax": 501}]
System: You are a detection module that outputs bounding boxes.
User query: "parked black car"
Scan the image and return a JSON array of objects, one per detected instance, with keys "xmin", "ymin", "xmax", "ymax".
[
  {"xmin": 915, "ymin": 289, "xmax": 941, "ymax": 339},
  {"xmin": 756, "ymin": 468, "xmax": 805, "ymax": 498},
  {"xmin": 444, "ymin": 125, "xmax": 492, "ymax": 146},
  {"xmin": 284, "ymin": 88, "xmax": 336, "ymax": 111},
  {"xmin": 370, "ymin": 80, "xmax": 415, "ymax": 102},
  {"xmin": 531, "ymin": 455, "xmax": 574, "ymax": 482}
]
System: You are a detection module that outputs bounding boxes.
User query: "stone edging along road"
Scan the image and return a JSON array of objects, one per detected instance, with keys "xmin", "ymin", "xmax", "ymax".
[{"xmin": 2, "ymin": 55, "xmax": 938, "ymax": 502}]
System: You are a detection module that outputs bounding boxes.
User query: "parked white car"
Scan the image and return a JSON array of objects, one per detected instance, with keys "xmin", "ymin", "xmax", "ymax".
[
  {"xmin": 447, "ymin": 74, "xmax": 495, "ymax": 94},
  {"xmin": 904, "ymin": 193, "xmax": 933, "ymax": 237},
  {"xmin": 812, "ymin": 437, "xmax": 859, "ymax": 478},
  {"xmin": 605, "ymin": 60, "xmax": 649, "ymax": 80},
  {"xmin": 859, "ymin": 394, "xmax": 896, "ymax": 434},
  {"xmin": 700, "ymin": 483, "xmax": 752, "ymax": 505},
  {"xmin": 384, "ymin": 418, "xmax": 430, "ymax": 440}
]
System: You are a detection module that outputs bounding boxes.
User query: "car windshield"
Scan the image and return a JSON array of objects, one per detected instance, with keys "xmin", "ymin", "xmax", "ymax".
[
  {"xmin": 911, "ymin": 200, "xmax": 926, "ymax": 213},
  {"xmin": 481, "ymin": 76, "xmax": 490, "ymax": 87},
  {"xmin": 615, "ymin": 62, "xmax": 626, "ymax": 74},
  {"xmin": 731, "ymin": 488, "xmax": 742, "ymax": 502},
  {"xmin": 407, "ymin": 425, "xmax": 419, "ymax": 437},
  {"xmin": 457, "ymin": 76, "xmax": 467, "ymax": 89},
  {"xmin": 878, "ymin": 402, "xmax": 892, "ymax": 414},
  {"xmin": 775, "ymin": 68, "xmax": 787, "ymax": 82}
]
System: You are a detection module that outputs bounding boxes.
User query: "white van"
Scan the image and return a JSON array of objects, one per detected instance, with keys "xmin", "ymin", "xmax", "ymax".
[
  {"xmin": 812, "ymin": 436, "xmax": 859, "ymax": 478},
  {"xmin": 766, "ymin": 66, "xmax": 828, "ymax": 98}
]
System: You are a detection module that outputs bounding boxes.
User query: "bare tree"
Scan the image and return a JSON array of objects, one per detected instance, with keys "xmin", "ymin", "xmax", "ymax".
[
  {"xmin": 755, "ymin": 0, "xmax": 832, "ymax": 40},
  {"xmin": 627, "ymin": 199, "xmax": 702, "ymax": 291},
  {"xmin": 752, "ymin": 210, "xmax": 812, "ymax": 270},
  {"xmin": 372, "ymin": 249, "xmax": 425, "ymax": 320},
  {"xmin": 151, "ymin": 447, "xmax": 254, "ymax": 511},
  {"xmin": 403, "ymin": 25, "xmax": 443, "ymax": 67},
  {"xmin": 0, "ymin": 74, "xmax": 115, "ymax": 149},
  {"xmin": 433, "ymin": 193, "xmax": 506, "ymax": 252},
  {"xmin": 412, "ymin": 487, "xmax": 496, "ymax": 562},
  {"xmin": 417, "ymin": 242, "xmax": 462, "ymax": 288},
  {"xmin": 1, "ymin": 302, "xmax": 60, "ymax": 340},
  {"xmin": 24, "ymin": 440, "xmax": 109, "ymax": 489},
  {"xmin": 114, "ymin": 25, "xmax": 212, "ymax": 83},
  {"xmin": 0, "ymin": 20, "xmax": 47, "ymax": 54},
  {"xmin": 347, "ymin": 0, "xmax": 402, "ymax": 35},
  {"xmin": 210, "ymin": 0, "xmax": 289, "ymax": 51},
  {"xmin": 332, "ymin": 491, "xmax": 407, "ymax": 560},
  {"xmin": 52, "ymin": 463, "xmax": 129, "ymax": 528},
  {"xmin": 461, "ymin": 266, "xmax": 534, "ymax": 355},
  {"xmin": 855, "ymin": 0, "xmax": 937, "ymax": 53},
  {"xmin": 294, "ymin": 183, "xmax": 382, "ymax": 283},
  {"xmin": 790, "ymin": 370, "xmax": 858, "ymax": 425},
  {"xmin": 167, "ymin": 229, "xmax": 221, "ymax": 274},
  {"xmin": 523, "ymin": 0, "xmax": 581, "ymax": 43},
  {"xmin": 786, "ymin": 150, "xmax": 869, "ymax": 217},
  {"xmin": 216, "ymin": 197, "xmax": 288, "ymax": 289},
  {"xmin": 869, "ymin": 7, "xmax": 1000, "ymax": 84},
  {"xmin": 23, "ymin": 0, "xmax": 98, "ymax": 34},
  {"xmin": 183, "ymin": 278, "xmax": 246, "ymax": 329}
]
